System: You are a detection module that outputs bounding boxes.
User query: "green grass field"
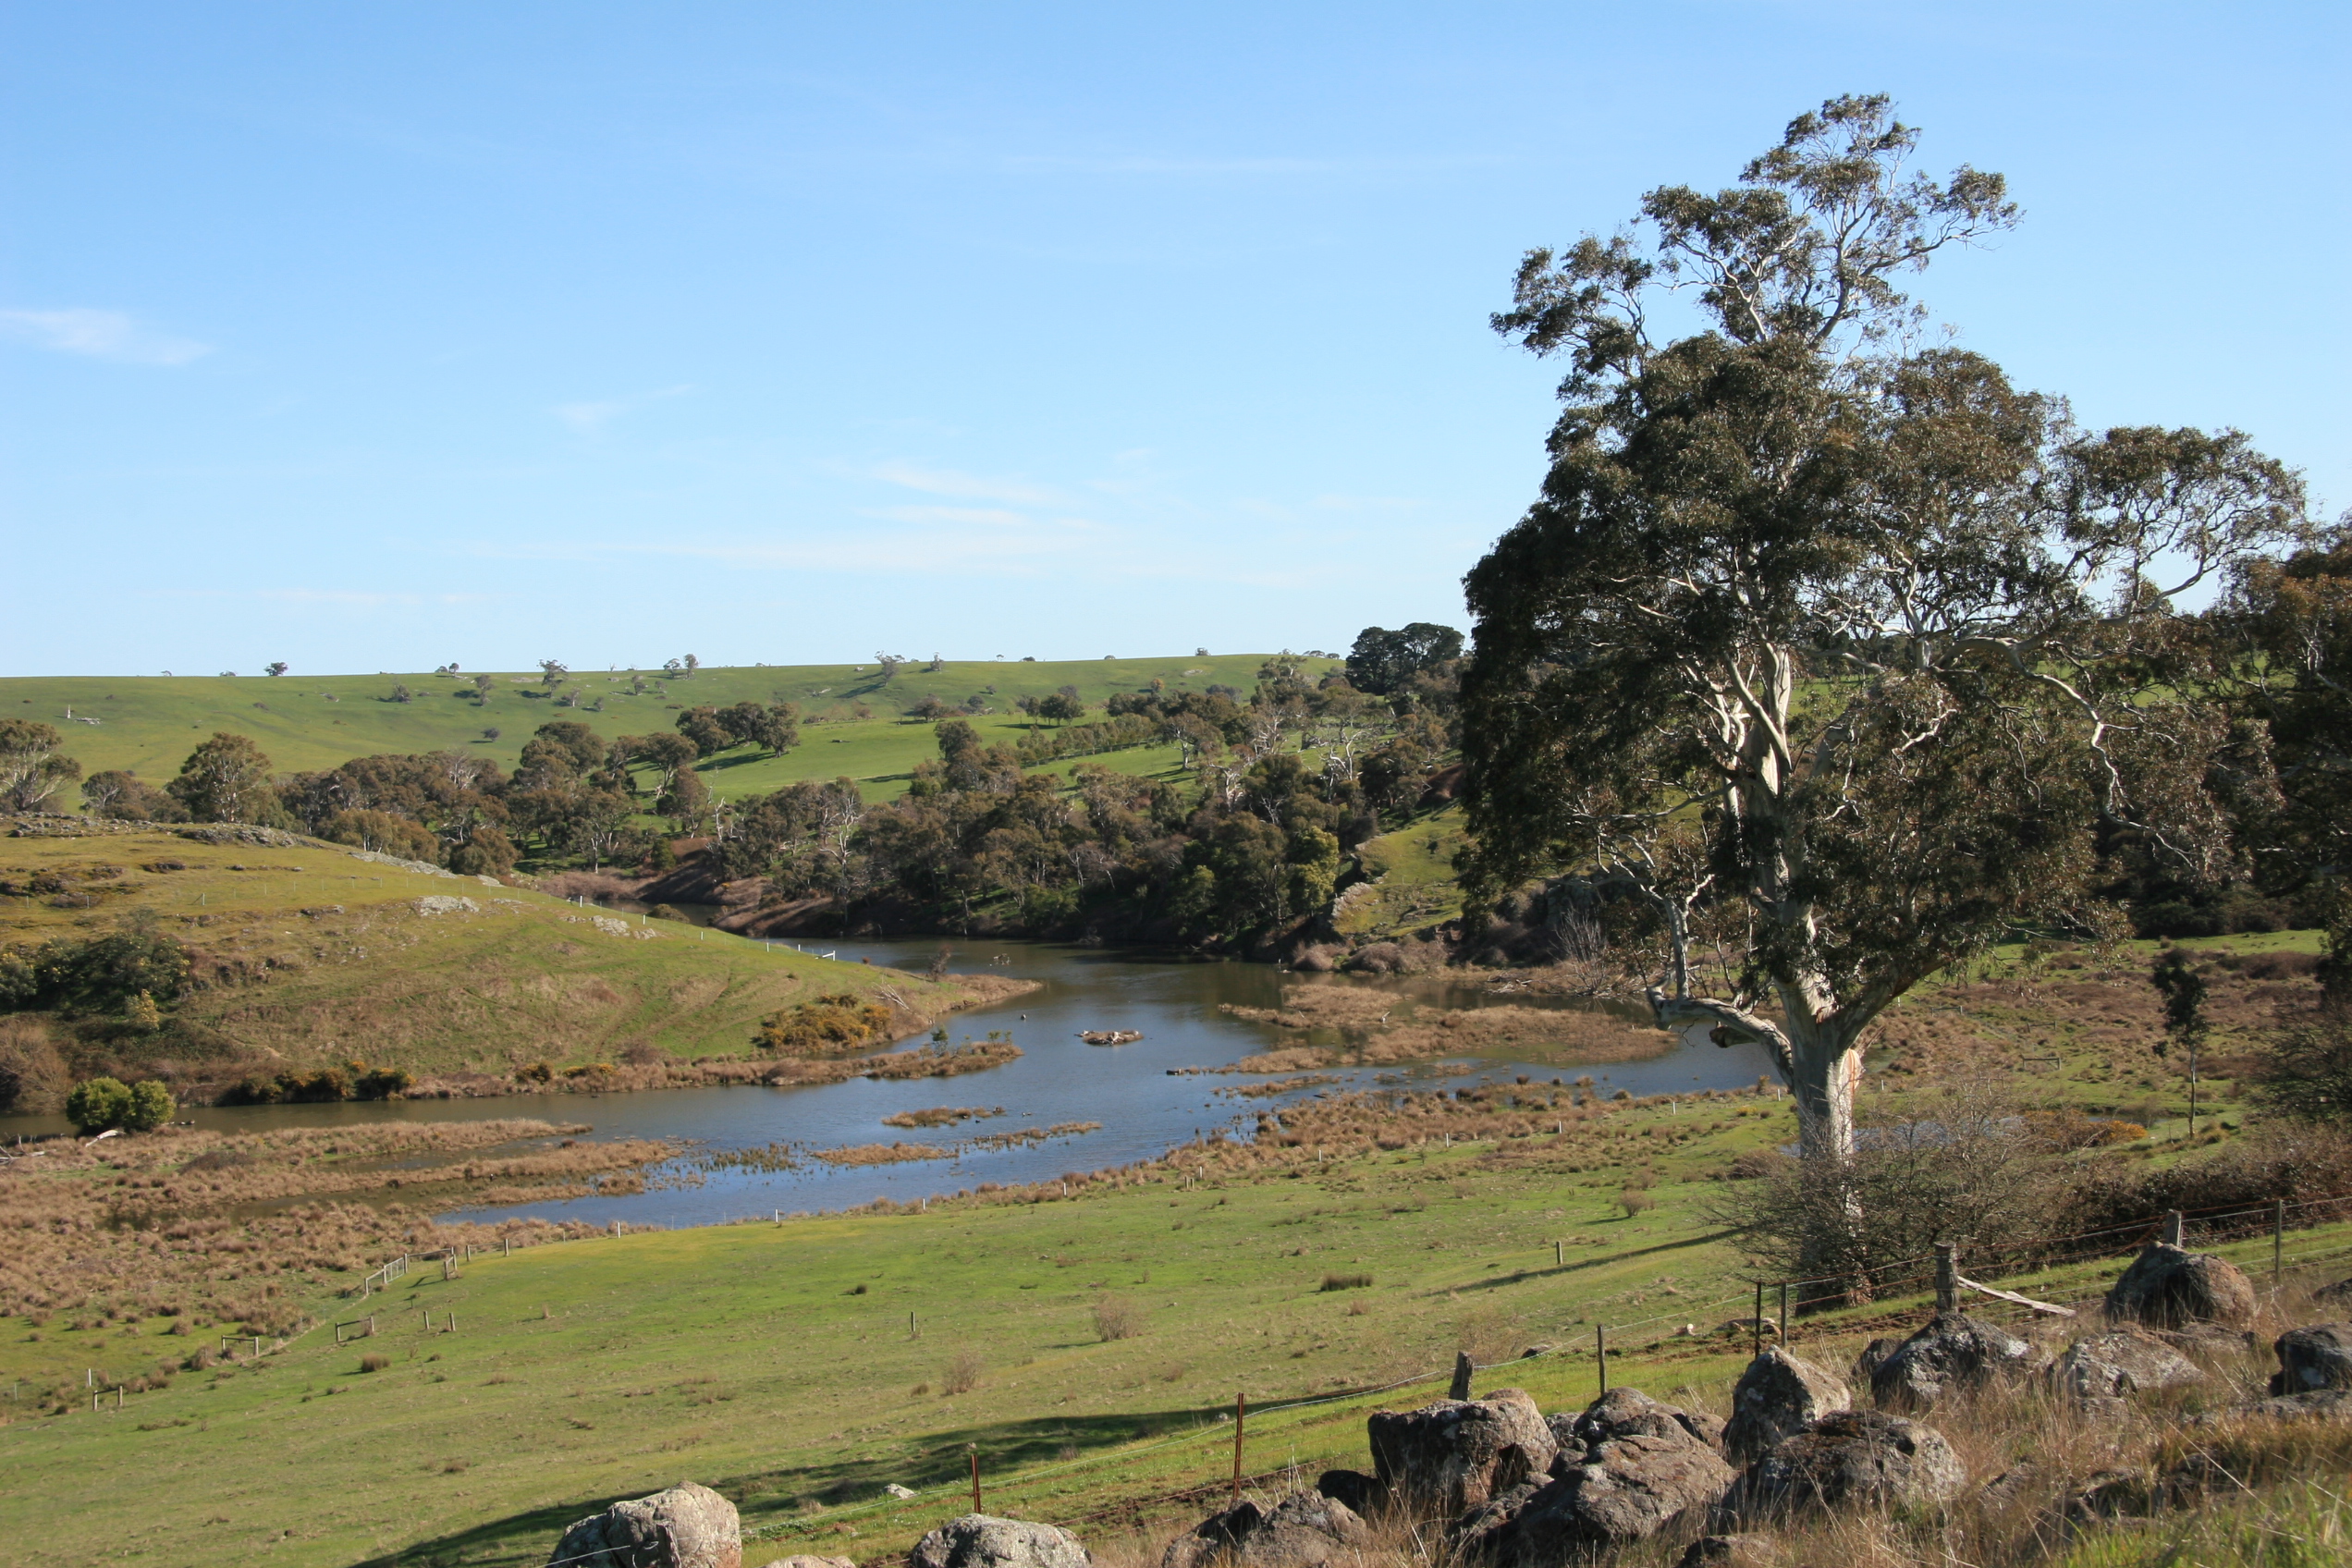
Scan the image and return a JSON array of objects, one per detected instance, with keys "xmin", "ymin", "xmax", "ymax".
[
  {"xmin": 6, "ymin": 1074, "xmax": 2345, "ymax": 1568},
  {"xmin": 3, "ymin": 655, "xmax": 1314, "ymax": 805},
  {"xmin": 0, "ymin": 825, "xmax": 1008, "ymax": 1079}
]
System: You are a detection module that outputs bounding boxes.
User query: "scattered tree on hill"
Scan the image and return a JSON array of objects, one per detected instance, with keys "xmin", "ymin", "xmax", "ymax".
[
  {"xmin": 264, "ymin": 661, "xmax": 288, "ymax": 677},
  {"xmin": 626, "ymin": 732, "xmax": 700, "ymax": 798},
  {"xmin": 1345, "ymin": 623, "xmax": 1464, "ymax": 696},
  {"xmin": 721, "ymin": 701, "xmax": 800, "ymax": 757},
  {"xmin": 656, "ymin": 766, "xmax": 710, "ymax": 832},
  {"xmin": 472, "ymin": 675, "xmax": 495, "ymax": 703},
  {"xmin": 874, "ymin": 652, "xmax": 906, "ymax": 684},
  {"xmin": 539, "ymin": 659, "xmax": 569, "ymax": 686},
  {"xmin": 675, "ymin": 706, "xmax": 735, "ymax": 755},
  {"xmin": 1035, "ymin": 692, "xmax": 1084, "ymax": 725},
  {"xmin": 0, "ymin": 721, "xmax": 84, "ymax": 812},
  {"xmin": 2231, "ymin": 515, "xmax": 2352, "ymax": 890},
  {"xmin": 447, "ymin": 824, "xmax": 519, "ymax": 877},
  {"xmin": 81, "ymin": 769, "xmax": 183, "ymax": 821},
  {"xmin": 1458, "ymin": 93, "xmax": 2305, "ymax": 1175},
  {"xmin": 322, "ymin": 808, "xmax": 440, "ymax": 864},
  {"xmin": 166, "ymin": 733, "xmax": 280, "ymax": 824}
]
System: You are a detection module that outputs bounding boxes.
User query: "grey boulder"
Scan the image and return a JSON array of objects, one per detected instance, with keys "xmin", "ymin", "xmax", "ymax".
[
  {"xmin": 1368, "ymin": 1389, "xmax": 1558, "ymax": 1515},
  {"xmin": 1869, "ymin": 1313, "xmax": 2030, "ymax": 1412},
  {"xmin": 1311, "ymin": 1470, "xmax": 1385, "ymax": 1517},
  {"xmin": 549, "ymin": 1483, "xmax": 742, "ymax": 1568},
  {"xmin": 2047, "ymin": 1326, "xmax": 2204, "ymax": 1413},
  {"xmin": 1557, "ymin": 1387, "xmax": 1722, "ymax": 1450},
  {"xmin": 2104, "ymin": 1243, "xmax": 2258, "ymax": 1330},
  {"xmin": 2270, "ymin": 1323, "xmax": 2352, "ymax": 1394},
  {"xmin": 1733, "ymin": 1410, "xmax": 1967, "ymax": 1517},
  {"xmin": 1456, "ymin": 1390, "xmax": 1735, "ymax": 1556},
  {"xmin": 1722, "ymin": 1350, "xmax": 1850, "ymax": 1464},
  {"xmin": 911, "ymin": 1516, "xmax": 1090, "ymax": 1568},
  {"xmin": 1160, "ymin": 1492, "xmax": 1368, "ymax": 1568}
]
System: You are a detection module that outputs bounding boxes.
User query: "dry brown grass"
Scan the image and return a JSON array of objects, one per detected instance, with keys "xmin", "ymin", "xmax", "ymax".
[
  {"xmin": 0, "ymin": 1119, "xmax": 669, "ymax": 1327},
  {"xmin": 1212, "ymin": 986, "xmax": 1671, "ymax": 1072}
]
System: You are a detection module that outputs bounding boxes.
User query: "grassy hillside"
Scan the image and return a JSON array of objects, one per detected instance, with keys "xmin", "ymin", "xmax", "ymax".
[
  {"xmin": 0, "ymin": 822, "xmax": 1017, "ymax": 1091},
  {"xmin": 3, "ymin": 655, "xmax": 1317, "ymax": 805}
]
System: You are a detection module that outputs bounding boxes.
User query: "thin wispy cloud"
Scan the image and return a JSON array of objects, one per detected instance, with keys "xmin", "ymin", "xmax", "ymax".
[
  {"xmin": 0, "ymin": 308, "xmax": 213, "ymax": 366},
  {"xmin": 870, "ymin": 460, "xmax": 1060, "ymax": 505},
  {"xmin": 553, "ymin": 384, "xmax": 693, "ymax": 432},
  {"xmin": 861, "ymin": 504, "xmax": 1035, "ymax": 528}
]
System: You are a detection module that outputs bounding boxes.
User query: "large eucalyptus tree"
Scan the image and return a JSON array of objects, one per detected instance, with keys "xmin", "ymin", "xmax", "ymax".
[{"xmin": 1460, "ymin": 95, "xmax": 2306, "ymax": 1162}]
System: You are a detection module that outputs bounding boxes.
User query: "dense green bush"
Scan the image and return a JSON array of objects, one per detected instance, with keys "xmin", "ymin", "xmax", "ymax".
[
  {"xmin": 0, "ymin": 929, "xmax": 189, "ymax": 1017},
  {"xmin": 63, "ymin": 1076, "xmax": 174, "ymax": 1133}
]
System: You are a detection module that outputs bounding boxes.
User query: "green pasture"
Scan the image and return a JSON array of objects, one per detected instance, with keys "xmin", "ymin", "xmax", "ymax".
[
  {"xmin": 0, "ymin": 1096, "xmax": 1791, "ymax": 1568},
  {"xmin": 1335, "ymin": 810, "xmax": 1470, "ymax": 941},
  {"xmin": 6, "ymin": 1075, "xmax": 2346, "ymax": 1568},
  {"xmin": 0, "ymin": 655, "xmax": 1309, "ymax": 804},
  {"xmin": 0, "ymin": 827, "xmax": 992, "ymax": 1075}
]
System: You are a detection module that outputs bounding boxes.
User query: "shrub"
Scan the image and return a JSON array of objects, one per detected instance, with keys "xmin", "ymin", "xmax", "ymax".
[
  {"xmin": 940, "ymin": 1349, "xmax": 984, "ymax": 1395},
  {"xmin": 358, "ymin": 1354, "xmax": 391, "ymax": 1373},
  {"xmin": 1709, "ymin": 1084, "xmax": 2066, "ymax": 1300},
  {"xmin": 753, "ymin": 994, "xmax": 892, "ymax": 1054},
  {"xmin": 1092, "ymin": 1296, "xmax": 1145, "ymax": 1341},
  {"xmin": 64, "ymin": 1076, "xmax": 133, "ymax": 1133},
  {"xmin": 2253, "ymin": 1011, "xmax": 2352, "ymax": 1123},
  {"xmin": 124, "ymin": 1080, "xmax": 176, "ymax": 1131},
  {"xmin": 1318, "ymin": 1272, "xmax": 1374, "ymax": 1292},
  {"xmin": 1619, "ymin": 1188, "xmax": 1655, "ymax": 1218}
]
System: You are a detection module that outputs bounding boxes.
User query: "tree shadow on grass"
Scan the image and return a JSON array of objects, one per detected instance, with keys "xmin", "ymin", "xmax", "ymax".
[{"xmin": 353, "ymin": 1403, "xmax": 1231, "ymax": 1568}]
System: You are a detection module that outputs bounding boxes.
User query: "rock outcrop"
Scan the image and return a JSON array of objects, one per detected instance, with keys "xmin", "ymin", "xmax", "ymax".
[
  {"xmin": 1733, "ymin": 1411, "xmax": 1967, "ymax": 1518},
  {"xmin": 911, "ymin": 1516, "xmax": 1090, "ymax": 1568},
  {"xmin": 2047, "ymin": 1327, "xmax": 2204, "ymax": 1415},
  {"xmin": 1869, "ymin": 1313, "xmax": 2030, "ymax": 1412},
  {"xmin": 2270, "ymin": 1324, "xmax": 2352, "ymax": 1395},
  {"xmin": 1677, "ymin": 1537, "xmax": 1781, "ymax": 1567},
  {"xmin": 1368, "ymin": 1390, "xmax": 1557, "ymax": 1515},
  {"xmin": 1455, "ymin": 1390, "xmax": 1735, "ymax": 1556},
  {"xmin": 2104, "ymin": 1243, "xmax": 2259, "ymax": 1330},
  {"xmin": 548, "ymin": 1483, "xmax": 741, "ymax": 1568},
  {"xmin": 1160, "ymin": 1492, "xmax": 1368, "ymax": 1568},
  {"xmin": 1722, "ymin": 1350, "xmax": 1850, "ymax": 1464},
  {"xmin": 1311, "ymin": 1470, "xmax": 1385, "ymax": 1517}
]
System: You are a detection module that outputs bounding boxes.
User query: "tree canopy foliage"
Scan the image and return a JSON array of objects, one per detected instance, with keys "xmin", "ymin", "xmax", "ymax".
[{"xmin": 1459, "ymin": 94, "xmax": 2308, "ymax": 1167}]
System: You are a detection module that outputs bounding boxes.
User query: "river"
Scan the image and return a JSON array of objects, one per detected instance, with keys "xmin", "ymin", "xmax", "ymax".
[{"xmin": 4, "ymin": 939, "xmax": 1782, "ymax": 1226}]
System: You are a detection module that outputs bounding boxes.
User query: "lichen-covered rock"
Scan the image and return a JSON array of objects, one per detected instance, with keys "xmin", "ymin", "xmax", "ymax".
[
  {"xmin": 1368, "ymin": 1389, "xmax": 1558, "ymax": 1515},
  {"xmin": 1160, "ymin": 1492, "xmax": 1368, "ymax": 1568},
  {"xmin": 1456, "ymin": 1390, "xmax": 1734, "ymax": 1557},
  {"xmin": 1677, "ymin": 1536, "xmax": 1780, "ymax": 1567},
  {"xmin": 1734, "ymin": 1411, "xmax": 1967, "ymax": 1517},
  {"xmin": 1557, "ymin": 1388, "xmax": 1721, "ymax": 1451},
  {"xmin": 1312, "ymin": 1470, "xmax": 1385, "ymax": 1517},
  {"xmin": 1869, "ymin": 1313, "xmax": 2030, "ymax": 1412},
  {"xmin": 2105, "ymin": 1243, "xmax": 2259, "ymax": 1330},
  {"xmin": 911, "ymin": 1516, "xmax": 1089, "ymax": 1568},
  {"xmin": 1723, "ymin": 1350, "xmax": 1850, "ymax": 1464},
  {"xmin": 2228, "ymin": 1389, "xmax": 2352, "ymax": 1422},
  {"xmin": 1850, "ymin": 1338, "xmax": 1900, "ymax": 1388},
  {"xmin": 2270, "ymin": 1324, "xmax": 2352, "ymax": 1395},
  {"xmin": 2047, "ymin": 1327, "xmax": 2204, "ymax": 1412},
  {"xmin": 548, "ymin": 1483, "xmax": 741, "ymax": 1568}
]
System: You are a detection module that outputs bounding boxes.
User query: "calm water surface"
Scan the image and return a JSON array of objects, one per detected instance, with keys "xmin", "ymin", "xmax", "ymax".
[{"xmin": 5, "ymin": 939, "xmax": 1779, "ymax": 1226}]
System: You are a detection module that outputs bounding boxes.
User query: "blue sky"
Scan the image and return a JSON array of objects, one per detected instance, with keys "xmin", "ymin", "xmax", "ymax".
[{"xmin": 2, "ymin": 2, "xmax": 2344, "ymax": 676}]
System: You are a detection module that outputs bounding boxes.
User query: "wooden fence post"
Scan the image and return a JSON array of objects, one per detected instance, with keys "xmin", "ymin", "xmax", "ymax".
[
  {"xmin": 1778, "ymin": 1281, "xmax": 1790, "ymax": 1341},
  {"xmin": 2273, "ymin": 1199, "xmax": 2285, "ymax": 1285},
  {"xmin": 1752, "ymin": 1282, "xmax": 1763, "ymax": 1356},
  {"xmin": 2162, "ymin": 1210, "xmax": 2184, "ymax": 1247},
  {"xmin": 1231, "ymin": 1390, "xmax": 1246, "ymax": 1506},
  {"xmin": 1554, "ymin": 1240, "xmax": 1563, "ymax": 1268},
  {"xmin": 1934, "ymin": 1243, "xmax": 1957, "ymax": 1314},
  {"xmin": 1449, "ymin": 1352, "xmax": 1474, "ymax": 1401},
  {"xmin": 1596, "ymin": 1325, "xmax": 1608, "ymax": 1396},
  {"xmin": 968, "ymin": 1445, "xmax": 981, "ymax": 1514}
]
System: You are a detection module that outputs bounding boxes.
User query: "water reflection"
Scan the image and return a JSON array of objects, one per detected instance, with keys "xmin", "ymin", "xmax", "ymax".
[{"xmin": 2, "ymin": 939, "xmax": 1780, "ymax": 1225}]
